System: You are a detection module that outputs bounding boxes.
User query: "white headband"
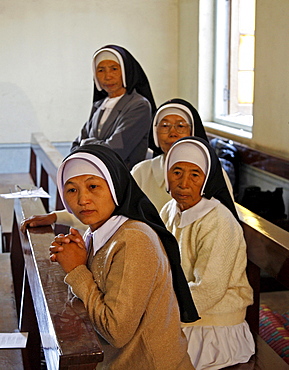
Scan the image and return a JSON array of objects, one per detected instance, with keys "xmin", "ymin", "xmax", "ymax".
[
  {"xmin": 94, "ymin": 51, "xmax": 119, "ymax": 66},
  {"xmin": 164, "ymin": 139, "xmax": 211, "ymax": 195},
  {"xmin": 168, "ymin": 143, "xmax": 208, "ymax": 175},
  {"xmin": 63, "ymin": 158, "xmax": 105, "ymax": 185},
  {"xmin": 92, "ymin": 48, "xmax": 126, "ymax": 91},
  {"xmin": 157, "ymin": 107, "xmax": 191, "ymax": 126},
  {"xmin": 57, "ymin": 152, "xmax": 118, "ymax": 213},
  {"xmin": 152, "ymin": 104, "xmax": 194, "ymax": 147}
]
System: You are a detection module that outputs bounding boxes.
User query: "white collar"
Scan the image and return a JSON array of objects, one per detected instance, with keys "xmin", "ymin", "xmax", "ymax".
[
  {"xmin": 84, "ymin": 215, "xmax": 128, "ymax": 255},
  {"xmin": 100, "ymin": 94, "xmax": 124, "ymax": 110},
  {"xmin": 168, "ymin": 197, "xmax": 220, "ymax": 228}
]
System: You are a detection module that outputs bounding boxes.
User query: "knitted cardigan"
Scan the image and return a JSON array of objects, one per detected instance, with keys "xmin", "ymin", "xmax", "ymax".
[
  {"xmin": 65, "ymin": 220, "xmax": 194, "ymax": 370},
  {"xmin": 161, "ymin": 200, "xmax": 253, "ymax": 327}
]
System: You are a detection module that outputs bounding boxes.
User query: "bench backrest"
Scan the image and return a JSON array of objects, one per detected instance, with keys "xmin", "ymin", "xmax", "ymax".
[
  {"xmin": 12, "ymin": 197, "xmax": 103, "ymax": 369},
  {"xmin": 29, "ymin": 132, "xmax": 64, "ymax": 212},
  {"xmin": 236, "ymin": 203, "xmax": 289, "ymax": 333}
]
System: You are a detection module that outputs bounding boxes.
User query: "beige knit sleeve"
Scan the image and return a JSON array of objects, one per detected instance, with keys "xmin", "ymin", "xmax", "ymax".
[{"xmin": 185, "ymin": 206, "xmax": 247, "ymax": 313}]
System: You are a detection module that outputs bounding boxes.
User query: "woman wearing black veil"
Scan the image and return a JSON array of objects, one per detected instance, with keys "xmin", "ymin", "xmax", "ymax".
[
  {"xmin": 71, "ymin": 44, "xmax": 156, "ymax": 170},
  {"xmin": 50, "ymin": 144, "xmax": 199, "ymax": 369}
]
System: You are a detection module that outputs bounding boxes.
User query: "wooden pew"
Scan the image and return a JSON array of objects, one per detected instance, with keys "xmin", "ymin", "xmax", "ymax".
[
  {"xmin": 0, "ymin": 253, "xmax": 24, "ymax": 369},
  {"xmin": 11, "ymin": 198, "xmax": 289, "ymax": 369},
  {"xmin": 0, "ymin": 132, "xmax": 66, "ymax": 251},
  {"xmin": 29, "ymin": 132, "xmax": 64, "ymax": 213},
  {"xmin": 0, "ymin": 173, "xmax": 35, "ymax": 252},
  {"xmin": 0, "ymin": 133, "xmax": 103, "ymax": 369},
  {"xmin": 228, "ymin": 203, "xmax": 289, "ymax": 369},
  {"xmin": 11, "ymin": 197, "xmax": 103, "ymax": 369},
  {"xmin": 237, "ymin": 203, "xmax": 289, "ymax": 333},
  {"xmin": 3, "ymin": 132, "xmax": 289, "ymax": 368}
]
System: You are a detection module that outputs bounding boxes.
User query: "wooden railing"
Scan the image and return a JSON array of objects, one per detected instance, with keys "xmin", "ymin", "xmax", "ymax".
[
  {"xmin": 1, "ymin": 133, "xmax": 104, "ymax": 369},
  {"xmin": 29, "ymin": 132, "xmax": 65, "ymax": 212},
  {"xmin": 237, "ymin": 203, "xmax": 289, "ymax": 335},
  {"xmin": 11, "ymin": 197, "xmax": 103, "ymax": 369}
]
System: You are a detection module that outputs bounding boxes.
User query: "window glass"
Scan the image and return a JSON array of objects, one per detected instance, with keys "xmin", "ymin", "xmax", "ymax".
[{"xmin": 214, "ymin": 0, "xmax": 256, "ymax": 131}]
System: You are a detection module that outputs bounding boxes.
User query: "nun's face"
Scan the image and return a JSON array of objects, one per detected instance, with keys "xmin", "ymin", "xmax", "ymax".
[
  {"xmin": 167, "ymin": 162, "xmax": 205, "ymax": 211},
  {"xmin": 96, "ymin": 60, "xmax": 126, "ymax": 98},
  {"xmin": 156, "ymin": 115, "xmax": 191, "ymax": 154},
  {"xmin": 63, "ymin": 174, "xmax": 116, "ymax": 232}
]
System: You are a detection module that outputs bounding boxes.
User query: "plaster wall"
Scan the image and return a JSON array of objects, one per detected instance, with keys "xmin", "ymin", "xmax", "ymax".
[
  {"xmin": 1, "ymin": 0, "xmax": 289, "ymax": 162},
  {"xmin": 252, "ymin": 0, "xmax": 289, "ymax": 159},
  {"xmin": 0, "ymin": 0, "xmax": 178, "ymax": 144}
]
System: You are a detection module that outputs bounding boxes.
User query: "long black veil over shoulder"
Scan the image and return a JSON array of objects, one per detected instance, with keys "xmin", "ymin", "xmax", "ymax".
[{"xmin": 63, "ymin": 144, "xmax": 200, "ymax": 323}]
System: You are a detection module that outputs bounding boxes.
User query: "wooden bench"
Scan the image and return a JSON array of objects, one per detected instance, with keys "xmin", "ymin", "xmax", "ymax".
[
  {"xmin": 0, "ymin": 173, "xmax": 35, "ymax": 252},
  {"xmin": 0, "ymin": 136, "xmax": 47, "ymax": 368},
  {"xmin": 29, "ymin": 132, "xmax": 64, "ymax": 213},
  {"xmin": 3, "ymin": 132, "xmax": 104, "ymax": 368},
  {"xmin": 2, "ymin": 132, "xmax": 289, "ymax": 368},
  {"xmin": 11, "ymin": 196, "xmax": 103, "ymax": 369},
  {"xmin": 0, "ymin": 132, "xmax": 66, "ymax": 251},
  {"xmin": 0, "ymin": 253, "xmax": 24, "ymax": 369},
  {"xmin": 229, "ymin": 203, "xmax": 289, "ymax": 369},
  {"xmin": 238, "ymin": 203, "xmax": 289, "ymax": 333},
  {"xmin": 10, "ymin": 197, "xmax": 289, "ymax": 369}
]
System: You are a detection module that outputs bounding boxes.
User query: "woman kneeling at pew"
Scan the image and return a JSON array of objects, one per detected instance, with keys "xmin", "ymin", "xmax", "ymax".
[
  {"xmin": 49, "ymin": 144, "xmax": 199, "ymax": 369},
  {"xmin": 160, "ymin": 137, "xmax": 255, "ymax": 370}
]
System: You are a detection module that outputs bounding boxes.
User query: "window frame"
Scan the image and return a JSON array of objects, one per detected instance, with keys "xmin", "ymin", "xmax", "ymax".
[{"xmin": 213, "ymin": 0, "xmax": 254, "ymax": 133}]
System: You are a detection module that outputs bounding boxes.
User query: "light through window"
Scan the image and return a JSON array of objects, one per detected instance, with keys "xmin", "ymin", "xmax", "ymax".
[{"xmin": 214, "ymin": 0, "xmax": 256, "ymax": 131}]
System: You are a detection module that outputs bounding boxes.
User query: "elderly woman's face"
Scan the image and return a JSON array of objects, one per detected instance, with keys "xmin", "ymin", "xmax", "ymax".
[
  {"xmin": 156, "ymin": 115, "xmax": 191, "ymax": 154},
  {"xmin": 64, "ymin": 174, "xmax": 116, "ymax": 231},
  {"xmin": 168, "ymin": 161, "xmax": 205, "ymax": 211},
  {"xmin": 96, "ymin": 60, "xmax": 126, "ymax": 98}
]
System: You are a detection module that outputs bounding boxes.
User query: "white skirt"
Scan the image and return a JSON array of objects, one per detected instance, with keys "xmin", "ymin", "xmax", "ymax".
[{"xmin": 183, "ymin": 321, "xmax": 255, "ymax": 370}]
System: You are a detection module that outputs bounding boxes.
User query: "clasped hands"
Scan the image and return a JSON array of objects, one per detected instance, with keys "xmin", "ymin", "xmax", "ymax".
[{"xmin": 50, "ymin": 228, "xmax": 87, "ymax": 274}]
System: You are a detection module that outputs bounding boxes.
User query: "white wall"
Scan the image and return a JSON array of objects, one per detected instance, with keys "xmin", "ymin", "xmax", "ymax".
[
  {"xmin": 0, "ymin": 0, "xmax": 179, "ymax": 144},
  {"xmin": 194, "ymin": 0, "xmax": 289, "ymax": 161},
  {"xmin": 253, "ymin": 0, "xmax": 289, "ymax": 159},
  {"xmin": 178, "ymin": 0, "xmax": 199, "ymax": 106},
  {"xmin": 1, "ymin": 0, "xmax": 289, "ymax": 163}
]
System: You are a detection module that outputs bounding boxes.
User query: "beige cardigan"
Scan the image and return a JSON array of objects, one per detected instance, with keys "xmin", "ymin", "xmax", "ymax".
[
  {"xmin": 161, "ymin": 201, "xmax": 253, "ymax": 327},
  {"xmin": 65, "ymin": 220, "xmax": 194, "ymax": 370}
]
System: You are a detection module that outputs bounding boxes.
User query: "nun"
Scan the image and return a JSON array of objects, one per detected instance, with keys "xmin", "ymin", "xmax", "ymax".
[
  {"xmin": 20, "ymin": 99, "xmax": 232, "ymax": 232},
  {"xmin": 160, "ymin": 136, "xmax": 255, "ymax": 370},
  {"xmin": 131, "ymin": 98, "xmax": 233, "ymax": 212},
  {"xmin": 49, "ymin": 144, "xmax": 199, "ymax": 370},
  {"xmin": 71, "ymin": 44, "xmax": 156, "ymax": 170}
]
